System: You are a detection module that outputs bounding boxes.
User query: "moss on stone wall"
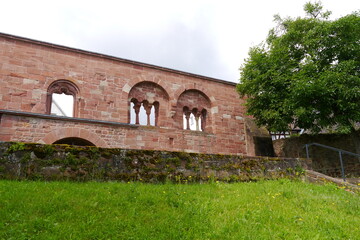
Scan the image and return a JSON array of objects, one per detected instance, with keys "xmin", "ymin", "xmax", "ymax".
[{"xmin": 0, "ymin": 141, "xmax": 309, "ymax": 182}]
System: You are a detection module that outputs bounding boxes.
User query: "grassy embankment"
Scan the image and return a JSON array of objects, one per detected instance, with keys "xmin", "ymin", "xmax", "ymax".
[{"xmin": 1, "ymin": 180, "xmax": 359, "ymax": 239}]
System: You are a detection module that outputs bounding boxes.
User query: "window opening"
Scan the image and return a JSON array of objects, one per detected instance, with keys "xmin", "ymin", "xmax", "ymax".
[
  {"xmin": 139, "ymin": 104, "xmax": 147, "ymax": 125},
  {"xmin": 51, "ymin": 93, "xmax": 74, "ymax": 117},
  {"xmin": 183, "ymin": 113, "xmax": 187, "ymax": 130},
  {"xmin": 198, "ymin": 116, "xmax": 202, "ymax": 131},
  {"xmin": 47, "ymin": 80, "xmax": 79, "ymax": 117},
  {"xmin": 189, "ymin": 113, "xmax": 197, "ymax": 131},
  {"xmin": 130, "ymin": 102, "xmax": 136, "ymax": 124},
  {"xmin": 177, "ymin": 89, "xmax": 211, "ymax": 132},
  {"xmin": 183, "ymin": 109, "xmax": 204, "ymax": 131},
  {"xmin": 130, "ymin": 100, "xmax": 158, "ymax": 126},
  {"xmin": 150, "ymin": 105, "xmax": 155, "ymax": 126}
]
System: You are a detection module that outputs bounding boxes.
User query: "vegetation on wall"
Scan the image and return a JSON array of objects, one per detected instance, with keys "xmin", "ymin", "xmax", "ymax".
[
  {"xmin": 0, "ymin": 142, "xmax": 307, "ymax": 182},
  {"xmin": 237, "ymin": 2, "xmax": 360, "ymax": 133}
]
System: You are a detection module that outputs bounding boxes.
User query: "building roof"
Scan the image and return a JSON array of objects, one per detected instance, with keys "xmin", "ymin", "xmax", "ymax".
[{"xmin": 0, "ymin": 32, "xmax": 236, "ymax": 86}]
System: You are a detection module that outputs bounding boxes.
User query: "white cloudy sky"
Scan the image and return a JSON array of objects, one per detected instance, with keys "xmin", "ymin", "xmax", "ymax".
[{"xmin": 1, "ymin": 0, "xmax": 358, "ymax": 82}]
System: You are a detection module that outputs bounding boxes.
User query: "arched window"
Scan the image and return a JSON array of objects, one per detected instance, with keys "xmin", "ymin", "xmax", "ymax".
[
  {"xmin": 177, "ymin": 90, "xmax": 211, "ymax": 132},
  {"xmin": 183, "ymin": 107, "xmax": 206, "ymax": 131},
  {"xmin": 130, "ymin": 98, "xmax": 158, "ymax": 126},
  {"xmin": 128, "ymin": 81, "xmax": 168, "ymax": 126},
  {"xmin": 46, "ymin": 80, "xmax": 79, "ymax": 117}
]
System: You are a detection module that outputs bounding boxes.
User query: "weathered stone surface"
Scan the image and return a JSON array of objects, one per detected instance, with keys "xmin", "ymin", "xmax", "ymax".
[
  {"xmin": 0, "ymin": 33, "xmax": 272, "ymax": 156},
  {"xmin": 0, "ymin": 142, "xmax": 309, "ymax": 182}
]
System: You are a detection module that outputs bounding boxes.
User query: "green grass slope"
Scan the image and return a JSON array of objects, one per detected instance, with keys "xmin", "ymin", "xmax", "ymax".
[{"xmin": 1, "ymin": 180, "xmax": 359, "ymax": 240}]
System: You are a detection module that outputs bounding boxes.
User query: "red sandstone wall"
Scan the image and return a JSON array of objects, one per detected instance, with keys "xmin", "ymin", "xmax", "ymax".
[
  {"xmin": 0, "ymin": 33, "xmax": 254, "ymax": 155},
  {"xmin": 0, "ymin": 115, "xmax": 246, "ymax": 155}
]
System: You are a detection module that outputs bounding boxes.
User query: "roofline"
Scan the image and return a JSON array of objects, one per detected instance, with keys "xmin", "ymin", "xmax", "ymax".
[{"xmin": 0, "ymin": 32, "xmax": 236, "ymax": 86}]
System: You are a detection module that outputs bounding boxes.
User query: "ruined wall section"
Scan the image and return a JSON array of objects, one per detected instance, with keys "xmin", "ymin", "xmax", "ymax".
[{"xmin": 0, "ymin": 34, "xmax": 251, "ymax": 155}]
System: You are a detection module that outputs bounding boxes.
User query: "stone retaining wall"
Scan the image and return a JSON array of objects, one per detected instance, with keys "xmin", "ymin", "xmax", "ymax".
[
  {"xmin": 0, "ymin": 142, "xmax": 309, "ymax": 182},
  {"xmin": 273, "ymin": 131, "xmax": 360, "ymax": 177}
]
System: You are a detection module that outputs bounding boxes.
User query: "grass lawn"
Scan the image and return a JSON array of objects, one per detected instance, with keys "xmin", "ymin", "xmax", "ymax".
[{"xmin": 1, "ymin": 179, "xmax": 359, "ymax": 240}]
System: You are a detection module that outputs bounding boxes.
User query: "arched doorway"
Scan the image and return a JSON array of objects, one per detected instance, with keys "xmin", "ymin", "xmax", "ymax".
[{"xmin": 53, "ymin": 137, "xmax": 95, "ymax": 146}]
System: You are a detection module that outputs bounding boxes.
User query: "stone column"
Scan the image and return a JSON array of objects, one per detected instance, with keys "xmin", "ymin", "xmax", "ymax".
[
  {"xmin": 201, "ymin": 110, "xmax": 207, "ymax": 131},
  {"xmin": 154, "ymin": 102, "xmax": 159, "ymax": 126},
  {"xmin": 145, "ymin": 103, "xmax": 152, "ymax": 126},
  {"xmin": 134, "ymin": 102, "xmax": 141, "ymax": 125},
  {"xmin": 184, "ymin": 111, "xmax": 191, "ymax": 130}
]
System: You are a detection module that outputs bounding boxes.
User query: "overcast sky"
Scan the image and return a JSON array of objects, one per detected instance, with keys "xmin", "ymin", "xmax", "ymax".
[{"xmin": 1, "ymin": 0, "xmax": 358, "ymax": 82}]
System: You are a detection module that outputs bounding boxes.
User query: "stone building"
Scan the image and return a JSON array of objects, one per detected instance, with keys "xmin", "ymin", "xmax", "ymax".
[{"xmin": 0, "ymin": 33, "xmax": 269, "ymax": 156}]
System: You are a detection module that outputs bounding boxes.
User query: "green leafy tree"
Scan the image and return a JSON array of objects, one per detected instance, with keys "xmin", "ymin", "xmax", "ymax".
[{"xmin": 237, "ymin": 2, "xmax": 360, "ymax": 133}]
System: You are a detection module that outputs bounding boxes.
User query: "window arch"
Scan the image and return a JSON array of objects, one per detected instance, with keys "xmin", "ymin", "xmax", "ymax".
[
  {"xmin": 177, "ymin": 89, "xmax": 211, "ymax": 132},
  {"xmin": 183, "ymin": 107, "xmax": 207, "ymax": 131},
  {"xmin": 46, "ymin": 80, "xmax": 79, "ymax": 117},
  {"xmin": 130, "ymin": 99, "xmax": 159, "ymax": 126},
  {"xmin": 128, "ymin": 81, "xmax": 169, "ymax": 126}
]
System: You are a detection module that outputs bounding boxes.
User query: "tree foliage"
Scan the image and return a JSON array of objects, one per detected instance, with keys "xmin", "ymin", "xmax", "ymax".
[{"xmin": 237, "ymin": 2, "xmax": 360, "ymax": 133}]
